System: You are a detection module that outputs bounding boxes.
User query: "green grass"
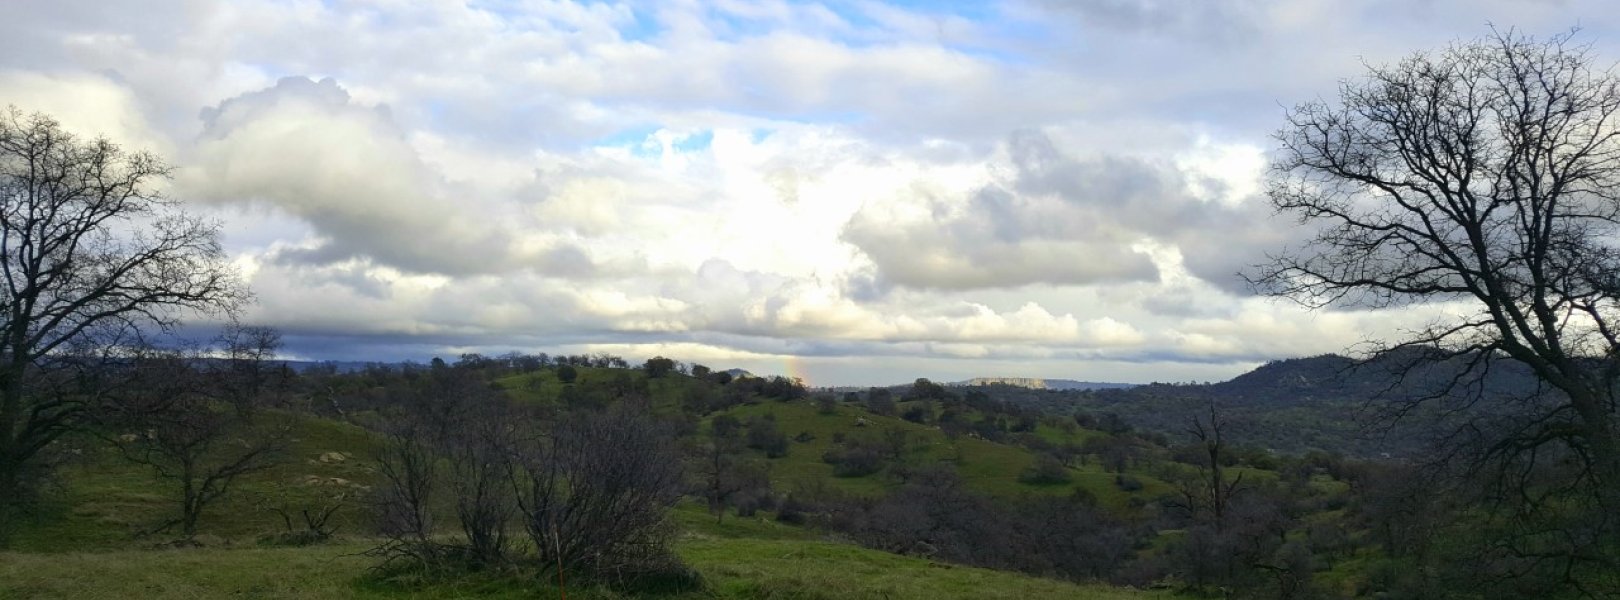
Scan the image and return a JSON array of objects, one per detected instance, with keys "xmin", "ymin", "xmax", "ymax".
[
  {"xmin": 495, "ymin": 367, "xmax": 704, "ymax": 409},
  {"xmin": 711, "ymin": 399, "xmax": 1170, "ymax": 510},
  {"xmin": 681, "ymin": 537, "xmax": 1168, "ymax": 600},
  {"xmin": 9, "ymin": 414, "xmax": 381, "ymax": 553},
  {"xmin": 2, "ymin": 492, "xmax": 1168, "ymax": 598},
  {"xmin": 0, "ymin": 537, "xmax": 1169, "ymax": 599},
  {"xmin": 498, "ymin": 368, "xmax": 1178, "ymax": 508},
  {"xmin": 0, "ymin": 371, "xmax": 1194, "ymax": 598},
  {"xmin": 671, "ymin": 500, "xmax": 820, "ymax": 541}
]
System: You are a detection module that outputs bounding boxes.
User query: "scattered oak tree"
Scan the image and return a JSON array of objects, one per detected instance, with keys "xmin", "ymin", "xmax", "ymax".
[
  {"xmin": 98, "ymin": 347, "xmax": 289, "ymax": 540},
  {"xmin": 643, "ymin": 356, "xmax": 676, "ymax": 379},
  {"xmin": 693, "ymin": 427, "xmax": 769, "ymax": 523},
  {"xmin": 555, "ymin": 364, "xmax": 578, "ymax": 384},
  {"xmin": 1253, "ymin": 29, "xmax": 1620, "ymax": 593},
  {"xmin": 0, "ymin": 108, "xmax": 243, "ymax": 530}
]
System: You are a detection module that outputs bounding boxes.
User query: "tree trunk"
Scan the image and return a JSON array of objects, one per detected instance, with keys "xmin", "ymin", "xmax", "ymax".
[
  {"xmin": 1578, "ymin": 398, "xmax": 1620, "ymax": 515},
  {"xmin": 0, "ymin": 451, "xmax": 18, "ymax": 535},
  {"xmin": 0, "ymin": 362, "xmax": 26, "ymax": 533},
  {"xmin": 181, "ymin": 466, "xmax": 198, "ymax": 539}
]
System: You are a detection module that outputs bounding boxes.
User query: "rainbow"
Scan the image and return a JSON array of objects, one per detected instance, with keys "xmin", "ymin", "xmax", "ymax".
[{"xmin": 781, "ymin": 355, "xmax": 811, "ymax": 388}]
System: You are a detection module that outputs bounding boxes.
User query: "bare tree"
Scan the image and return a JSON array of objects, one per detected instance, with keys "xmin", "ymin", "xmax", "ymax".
[
  {"xmin": 373, "ymin": 417, "xmax": 442, "ymax": 568},
  {"xmin": 444, "ymin": 395, "xmax": 516, "ymax": 566},
  {"xmin": 509, "ymin": 405, "xmax": 685, "ymax": 582},
  {"xmin": 99, "ymin": 349, "xmax": 288, "ymax": 539},
  {"xmin": 693, "ymin": 431, "xmax": 769, "ymax": 524},
  {"xmin": 370, "ymin": 364, "xmax": 515, "ymax": 568},
  {"xmin": 0, "ymin": 108, "xmax": 243, "ymax": 524},
  {"xmin": 215, "ymin": 324, "xmax": 287, "ymax": 415},
  {"xmin": 1253, "ymin": 29, "xmax": 1620, "ymax": 592},
  {"xmin": 1187, "ymin": 403, "xmax": 1244, "ymax": 531}
]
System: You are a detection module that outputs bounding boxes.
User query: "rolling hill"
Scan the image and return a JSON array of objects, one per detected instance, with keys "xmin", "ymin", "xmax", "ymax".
[{"xmin": 1, "ymin": 364, "xmax": 1184, "ymax": 599}]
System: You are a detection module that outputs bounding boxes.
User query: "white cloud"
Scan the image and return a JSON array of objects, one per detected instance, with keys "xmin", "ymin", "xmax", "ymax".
[
  {"xmin": 6, "ymin": 0, "xmax": 1613, "ymax": 384},
  {"xmin": 182, "ymin": 76, "xmax": 525, "ymax": 275},
  {"xmin": 0, "ymin": 71, "xmax": 169, "ymax": 155}
]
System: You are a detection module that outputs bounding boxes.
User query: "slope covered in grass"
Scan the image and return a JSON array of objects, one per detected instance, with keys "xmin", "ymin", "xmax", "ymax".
[
  {"xmin": 497, "ymin": 366, "xmax": 1184, "ymax": 507},
  {"xmin": 8, "ymin": 413, "xmax": 381, "ymax": 553},
  {"xmin": 495, "ymin": 365, "xmax": 704, "ymax": 409},
  {"xmin": 0, "ymin": 366, "xmax": 1223, "ymax": 598},
  {"xmin": 0, "ymin": 537, "xmax": 1168, "ymax": 600},
  {"xmin": 711, "ymin": 396, "xmax": 1172, "ymax": 508}
]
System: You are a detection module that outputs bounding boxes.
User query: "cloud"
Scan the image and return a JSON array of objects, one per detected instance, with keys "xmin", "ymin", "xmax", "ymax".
[
  {"xmin": 1027, "ymin": 0, "xmax": 1265, "ymax": 46},
  {"xmin": 9, "ymin": 0, "xmax": 1613, "ymax": 385},
  {"xmin": 841, "ymin": 129, "xmax": 1290, "ymax": 293},
  {"xmin": 0, "ymin": 71, "xmax": 168, "ymax": 154},
  {"xmin": 182, "ymin": 77, "xmax": 522, "ymax": 275}
]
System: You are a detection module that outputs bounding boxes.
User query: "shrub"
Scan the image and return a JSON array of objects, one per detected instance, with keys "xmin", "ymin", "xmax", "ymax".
[
  {"xmin": 556, "ymin": 364, "xmax": 578, "ymax": 384},
  {"xmin": 509, "ymin": 405, "xmax": 686, "ymax": 583},
  {"xmin": 711, "ymin": 414, "xmax": 741, "ymax": 439},
  {"xmin": 745, "ymin": 416, "xmax": 789, "ymax": 458},
  {"xmin": 901, "ymin": 403, "xmax": 933, "ymax": 424},
  {"xmin": 776, "ymin": 495, "xmax": 809, "ymax": 525},
  {"xmin": 864, "ymin": 388, "xmax": 896, "ymax": 416},
  {"xmin": 1114, "ymin": 474, "xmax": 1144, "ymax": 492},
  {"xmin": 822, "ymin": 439, "xmax": 886, "ymax": 477},
  {"xmin": 815, "ymin": 394, "xmax": 838, "ymax": 414},
  {"xmin": 1019, "ymin": 454, "xmax": 1073, "ymax": 485},
  {"xmin": 643, "ymin": 356, "xmax": 676, "ymax": 378}
]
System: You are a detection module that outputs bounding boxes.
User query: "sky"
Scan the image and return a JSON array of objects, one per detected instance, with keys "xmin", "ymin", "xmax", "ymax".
[{"xmin": 2, "ymin": 0, "xmax": 1616, "ymax": 386}]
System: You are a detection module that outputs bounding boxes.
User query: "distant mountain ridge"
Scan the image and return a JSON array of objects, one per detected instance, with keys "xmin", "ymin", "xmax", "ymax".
[
  {"xmin": 1066, "ymin": 352, "xmax": 1553, "ymax": 457},
  {"xmin": 954, "ymin": 377, "xmax": 1136, "ymax": 391}
]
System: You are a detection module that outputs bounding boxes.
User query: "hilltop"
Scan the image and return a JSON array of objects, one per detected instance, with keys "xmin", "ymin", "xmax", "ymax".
[
  {"xmin": 2, "ymin": 350, "xmax": 1603, "ymax": 599},
  {"xmin": 2, "ymin": 359, "xmax": 1195, "ymax": 598},
  {"xmin": 969, "ymin": 352, "xmax": 1558, "ymax": 458}
]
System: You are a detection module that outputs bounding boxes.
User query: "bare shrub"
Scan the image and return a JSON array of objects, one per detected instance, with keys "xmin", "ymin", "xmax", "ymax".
[
  {"xmin": 510, "ymin": 404, "xmax": 686, "ymax": 584},
  {"xmin": 445, "ymin": 399, "xmax": 516, "ymax": 566},
  {"xmin": 372, "ymin": 418, "xmax": 442, "ymax": 569}
]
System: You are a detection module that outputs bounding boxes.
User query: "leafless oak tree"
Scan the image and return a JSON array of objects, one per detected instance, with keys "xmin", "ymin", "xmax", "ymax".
[
  {"xmin": 99, "ymin": 349, "xmax": 289, "ymax": 539},
  {"xmin": 1181, "ymin": 403, "xmax": 1244, "ymax": 531},
  {"xmin": 1252, "ymin": 29, "xmax": 1620, "ymax": 591},
  {"xmin": 0, "ymin": 108, "xmax": 243, "ymax": 524},
  {"xmin": 693, "ymin": 432, "xmax": 768, "ymax": 524},
  {"xmin": 215, "ymin": 324, "xmax": 287, "ymax": 416}
]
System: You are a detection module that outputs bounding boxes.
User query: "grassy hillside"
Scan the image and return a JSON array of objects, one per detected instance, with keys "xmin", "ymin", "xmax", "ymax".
[
  {"xmin": 496, "ymin": 367, "xmax": 1178, "ymax": 507},
  {"xmin": 9, "ymin": 414, "xmax": 381, "ymax": 553},
  {"xmin": 10, "ymin": 365, "xmax": 1366, "ymax": 598},
  {"xmin": 0, "ymin": 537, "xmax": 1167, "ymax": 600},
  {"xmin": 713, "ymin": 398, "xmax": 1171, "ymax": 508},
  {"xmin": 495, "ymin": 365, "xmax": 706, "ymax": 408},
  {"xmin": 0, "ymin": 370, "xmax": 1179, "ymax": 598},
  {"xmin": 11, "ymin": 366, "xmax": 1179, "ymax": 550},
  {"xmin": 2, "ymin": 415, "xmax": 1166, "ymax": 599},
  {"xmin": 5, "ymin": 499, "xmax": 1162, "ymax": 599}
]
